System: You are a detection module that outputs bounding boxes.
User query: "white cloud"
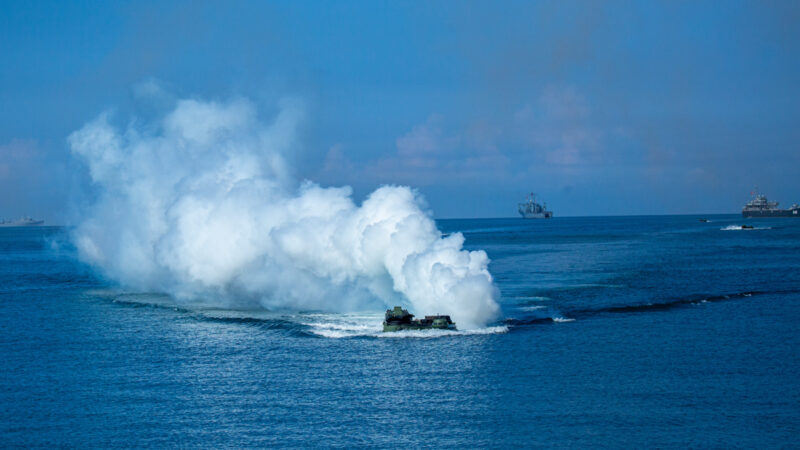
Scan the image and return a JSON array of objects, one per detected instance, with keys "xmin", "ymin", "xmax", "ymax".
[{"xmin": 515, "ymin": 85, "xmax": 601, "ymax": 166}]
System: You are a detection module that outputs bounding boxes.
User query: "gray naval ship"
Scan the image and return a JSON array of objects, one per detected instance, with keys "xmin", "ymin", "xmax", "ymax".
[
  {"xmin": 742, "ymin": 191, "xmax": 799, "ymax": 218},
  {"xmin": 0, "ymin": 217, "xmax": 44, "ymax": 227},
  {"xmin": 518, "ymin": 193, "xmax": 552, "ymax": 219}
]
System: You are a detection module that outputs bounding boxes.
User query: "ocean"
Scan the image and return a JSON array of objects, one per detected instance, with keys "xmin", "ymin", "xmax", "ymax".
[{"xmin": 2, "ymin": 215, "xmax": 799, "ymax": 448}]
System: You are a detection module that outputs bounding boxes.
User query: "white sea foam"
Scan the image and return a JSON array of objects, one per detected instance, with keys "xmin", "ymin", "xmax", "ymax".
[
  {"xmin": 69, "ymin": 95, "xmax": 501, "ymax": 328},
  {"xmin": 515, "ymin": 296, "xmax": 550, "ymax": 302},
  {"xmin": 519, "ymin": 305, "xmax": 547, "ymax": 311},
  {"xmin": 298, "ymin": 311, "xmax": 507, "ymax": 338},
  {"xmin": 306, "ymin": 327, "xmax": 508, "ymax": 339},
  {"xmin": 552, "ymin": 317, "xmax": 575, "ymax": 323},
  {"xmin": 373, "ymin": 326, "xmax": 509, "ymax": 339},
  {"xmin": 721, "ymin": 225, "xmax": 771, "ymax": 231},
  {"xmin": 91, "ymin": 291, "xmax": 506, "ymax": 338}
]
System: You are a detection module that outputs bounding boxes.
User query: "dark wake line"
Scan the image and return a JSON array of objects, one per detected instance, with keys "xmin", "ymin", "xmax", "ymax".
[
  {"xmin": 196, "ymin": 315, "xmax": 304, "ymax": 332},
  {"xmin": 504, "ymin": 289, "xmax": 797, "ymax": 327},
  {"xmin": 504, "ymin": 317, "xmax": 564, "ymax": 326},
  {"xmin": 107, "ymin": 295, "xmax": 317, "ymax": 336},
  {"xmin": 101, "ymin": 288, "xmax": 797, "ymax": 337},
  {"xmin": 570, "ymin": 290, "xmax": 763, "ymax": 317}
]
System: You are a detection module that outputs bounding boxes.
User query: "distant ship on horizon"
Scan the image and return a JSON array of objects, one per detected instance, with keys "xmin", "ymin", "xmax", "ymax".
[
  {"xmin": 0, "ymin": 216, "xmax": 44, "ymax": 227},
  {"xmin": 518, "ymin": 193, "xmax": 552, "ymax": 219},
  {"xmin": 742, "ymin": 190, "xmax": 799, "ymax": 218}
]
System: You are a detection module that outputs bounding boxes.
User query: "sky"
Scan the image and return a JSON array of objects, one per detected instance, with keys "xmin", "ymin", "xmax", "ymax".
[{"xmin": 1, "ymin": 0, "xmax": 799, "ymax": 221}]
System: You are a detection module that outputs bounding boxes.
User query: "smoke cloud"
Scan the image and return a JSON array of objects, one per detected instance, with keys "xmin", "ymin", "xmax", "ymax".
[{"xmin": 68, "ymin": 96, "xmax": 500, "ymax": 328}]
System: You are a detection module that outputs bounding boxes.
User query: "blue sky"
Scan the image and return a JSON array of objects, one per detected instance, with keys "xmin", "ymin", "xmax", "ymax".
[{"xmin": 1, "ymin": 0, "xmax": 799, "ymax": 220}]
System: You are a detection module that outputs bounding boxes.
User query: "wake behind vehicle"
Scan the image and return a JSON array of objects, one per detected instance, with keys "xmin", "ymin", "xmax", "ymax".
[{"xmin": 382, "ymin": 306, "xmax": 456, "ymax": 332}]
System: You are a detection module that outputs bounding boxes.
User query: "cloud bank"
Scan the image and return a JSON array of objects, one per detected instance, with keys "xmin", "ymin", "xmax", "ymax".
[{"xmin": 68, "ymin": 96, "xmax": 500, "ymax": 328}]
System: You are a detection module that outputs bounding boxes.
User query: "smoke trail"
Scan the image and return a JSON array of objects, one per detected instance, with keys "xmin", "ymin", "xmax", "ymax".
[{"xmin": 68, "ymin": 96, "xmax": 500, "ymax": 328}]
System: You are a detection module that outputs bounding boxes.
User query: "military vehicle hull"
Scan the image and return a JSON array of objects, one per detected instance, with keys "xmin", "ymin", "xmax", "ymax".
[
  {"xmin": 382, "ymin": 322, "xmax": 457, "ymax": 332},
  {"xmin": 382, "ymin": 306, "xmax": 456, "ymax": 332}
]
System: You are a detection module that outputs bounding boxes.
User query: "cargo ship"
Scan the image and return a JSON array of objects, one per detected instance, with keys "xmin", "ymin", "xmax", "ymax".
[
  {"xmin": 0, "ymin": 217, "xmax": 44, "ymax": 227},
  {"xmin": 518, "ymin": 193, "xmax": 552, "ymax": 219},
  {"xmin": 742, "ymin": 191, "xmax": 799, "ymax": 218}
]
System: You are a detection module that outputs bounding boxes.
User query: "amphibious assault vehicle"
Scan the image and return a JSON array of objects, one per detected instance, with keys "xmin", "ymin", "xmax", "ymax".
[{"xmin": 382, "ymin": 306, "xmax": 456, "ymax": 332}]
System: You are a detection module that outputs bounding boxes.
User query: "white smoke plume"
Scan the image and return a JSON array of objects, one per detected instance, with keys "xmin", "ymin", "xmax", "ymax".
[{"xmin": 68, "ymin": 96, "xmax": 500, "ymax": 328}]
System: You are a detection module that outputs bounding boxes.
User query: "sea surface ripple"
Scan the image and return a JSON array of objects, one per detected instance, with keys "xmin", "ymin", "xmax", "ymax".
[{"xmin": 2, "ymin": 215, "xmax": 799, "ymax": 447}]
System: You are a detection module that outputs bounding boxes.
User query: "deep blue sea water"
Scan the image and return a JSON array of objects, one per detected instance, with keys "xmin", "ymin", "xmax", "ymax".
[{"xmin": 2, "ymin": 215, "xmax": 799, "ymax": 448}]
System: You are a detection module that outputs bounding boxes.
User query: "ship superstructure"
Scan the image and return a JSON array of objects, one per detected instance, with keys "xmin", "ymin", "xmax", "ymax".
[
  {"xmin": 742, "ymin": 190, "xmax": 799, "ymax": 218},
  {"xmin": 518, "ymin": 193, "xmax": 552, "ymax": 219}
]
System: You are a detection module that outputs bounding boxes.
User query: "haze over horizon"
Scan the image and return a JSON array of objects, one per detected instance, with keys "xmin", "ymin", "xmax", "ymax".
[{"xmin": 2, "ymin": 1, "xmax": 799, "ymax": 222}]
